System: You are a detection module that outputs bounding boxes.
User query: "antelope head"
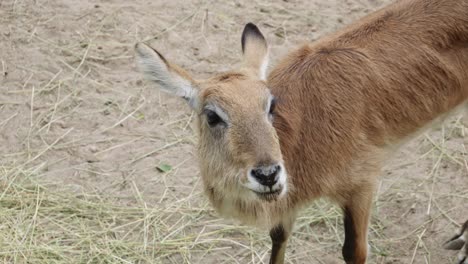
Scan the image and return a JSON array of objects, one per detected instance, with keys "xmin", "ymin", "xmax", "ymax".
[{"xmin": 135, "ymin": 23, "xmax": 288, "ymax": 208}]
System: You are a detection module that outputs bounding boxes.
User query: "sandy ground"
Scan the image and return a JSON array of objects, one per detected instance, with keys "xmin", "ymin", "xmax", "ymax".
[{"xmin": 1, "ymin": 0, "xmax": 467, "ymax": 263}]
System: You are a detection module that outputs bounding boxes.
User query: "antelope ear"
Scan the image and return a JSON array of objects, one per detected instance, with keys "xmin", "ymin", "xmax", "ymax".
[
  {"xmin": 241, "ymin": 23, "xmax": 269, "ymax": 80},
  {"xmin": 444, "ymin": 234, "xmax": 465, "ymax": 250},
  {"xmin": 135, "ymin": 43, "xmax": 198, "ymax": 108}
]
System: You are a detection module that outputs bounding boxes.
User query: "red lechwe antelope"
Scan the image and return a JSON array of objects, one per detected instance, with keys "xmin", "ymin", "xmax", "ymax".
[{"xmin": 135, "ymin": 0, "xmax": 468, "ymax": 263}]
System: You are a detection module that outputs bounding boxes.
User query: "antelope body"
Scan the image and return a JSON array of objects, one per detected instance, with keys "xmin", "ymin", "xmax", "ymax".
[{"xmin": 135, "ymin": 0, "xmax": 468, "ymax": 263}]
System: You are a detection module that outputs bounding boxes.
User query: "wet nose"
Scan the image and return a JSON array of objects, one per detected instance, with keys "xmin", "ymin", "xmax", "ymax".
[{"xmin": 250, "ymin": 164, "xmax": 281, "ymax": 187}]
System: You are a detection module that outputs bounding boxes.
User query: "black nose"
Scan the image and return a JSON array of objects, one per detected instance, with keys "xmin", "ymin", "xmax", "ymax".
[{"xmin": 251, "ymin": 165, "xmax": 281, "ymax": 187}]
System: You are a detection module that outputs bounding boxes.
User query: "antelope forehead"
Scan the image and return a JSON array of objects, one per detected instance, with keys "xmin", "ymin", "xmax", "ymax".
[
  {"xmin": 199, "ymin": 84, "xmax": 274, "ymax": 123},
  {"xmin": 203, "ymin": 99, "xmax": 268, "ymax": 118},
  {"xmin": 203, "ymin": 77, "xmax": 270, "ymax": 97}
]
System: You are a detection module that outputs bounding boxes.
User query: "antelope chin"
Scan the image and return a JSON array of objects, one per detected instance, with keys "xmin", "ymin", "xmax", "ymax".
[{"xmin": 252, "ymin": 187, "xmax": 283, "ymax": 201}]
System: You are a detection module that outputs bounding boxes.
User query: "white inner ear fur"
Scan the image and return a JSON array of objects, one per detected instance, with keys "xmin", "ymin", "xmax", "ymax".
[
  {"xmin": 259, "ymin": 52, "xmax": 269, "ymax": 81},
  {"xmin": 135, "ymin": 44, "xmax": 198, "ymax": 108}
]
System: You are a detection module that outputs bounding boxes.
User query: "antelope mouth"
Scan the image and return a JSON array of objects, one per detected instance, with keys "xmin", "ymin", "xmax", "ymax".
[{"xmin": 252, "ymin": 187, "xmax": 282, "ymax": 201}]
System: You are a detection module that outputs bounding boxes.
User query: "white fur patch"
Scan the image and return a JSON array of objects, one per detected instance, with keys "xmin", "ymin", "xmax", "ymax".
[
  {"xmin": 458, "ymin": 245, "xmax": 467, "ymax": 263},
  {"xmin": 277, "ymin": 165, "xmax": 287, "ymax": 195}
]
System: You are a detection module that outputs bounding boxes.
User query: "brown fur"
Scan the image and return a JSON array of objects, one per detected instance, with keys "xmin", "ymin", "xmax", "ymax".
[
  {"xmin": 273, "ymin": 3, "xmax": 466, "ymax": 194},
  {"xmin": 266, "ymin": 1, "xmax": 468, "ymax": 262},
  {"xmin": 266, "ymin": 0, "xmax": 468, "ymax": 262},
  {"xmin": 271, "ymin": 0, "xmax": 468, "ymax": 205},
  {"xmin": 135, "ymin": 0, "xmax": 468, "ymax": 263}
]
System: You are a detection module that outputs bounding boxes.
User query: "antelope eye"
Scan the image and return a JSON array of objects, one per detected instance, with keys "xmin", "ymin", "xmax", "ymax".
[
  {"xmin": 269, "ymin": 98, "xmax": 277, "ymax": 115},
  {"xmin": 205, "ymin": 110, "xmax": 223, "ymax": 127}
]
